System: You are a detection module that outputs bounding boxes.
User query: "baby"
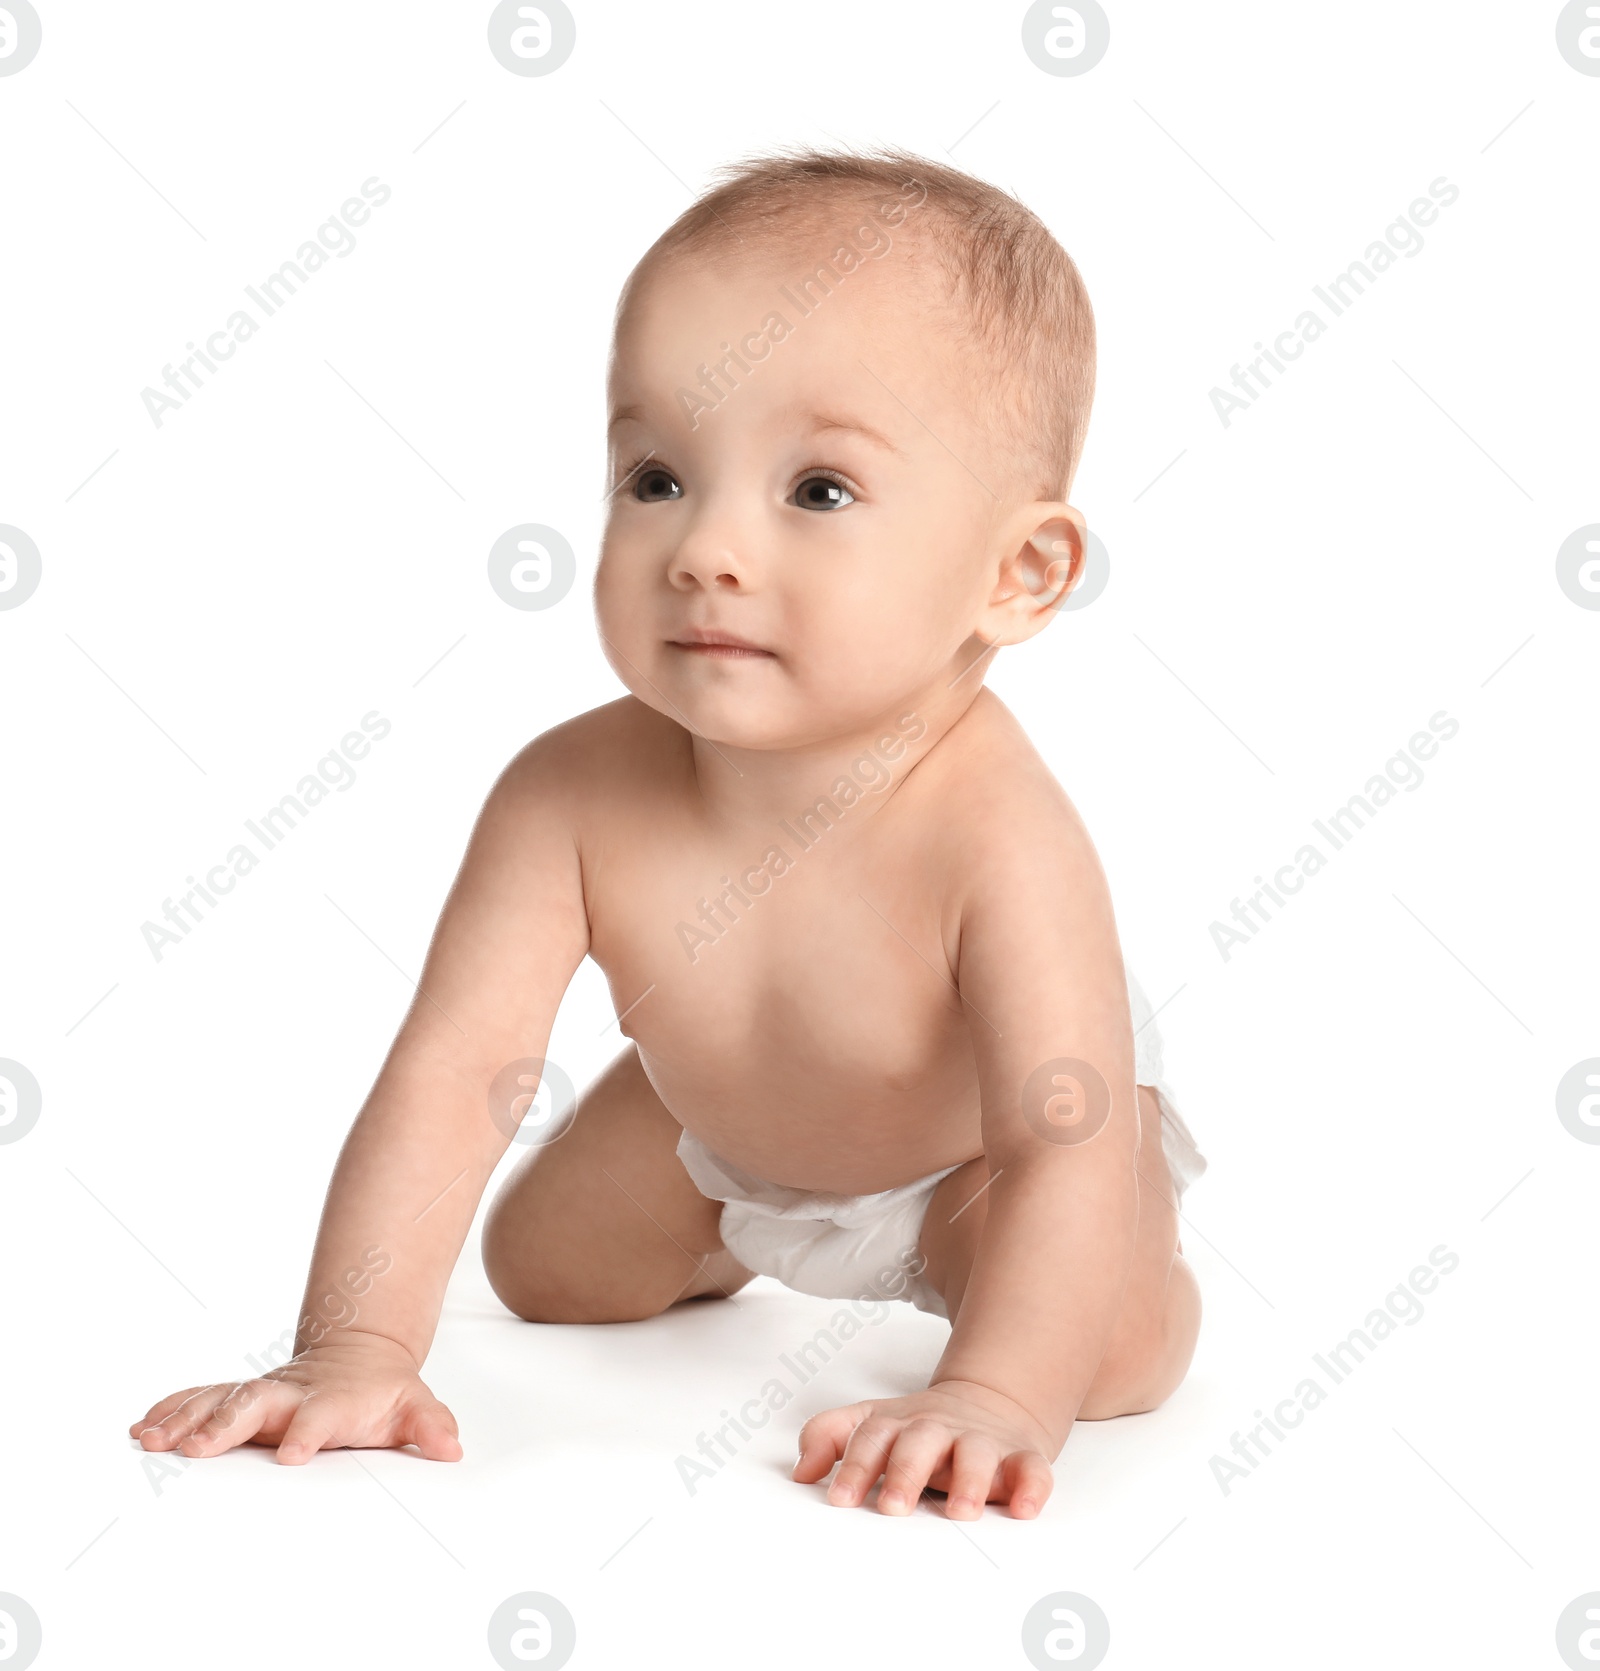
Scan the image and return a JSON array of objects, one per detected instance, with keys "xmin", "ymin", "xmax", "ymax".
[{"xmin": 132, "ymin": 148, "xmax": 1207, "ymax": 1520}]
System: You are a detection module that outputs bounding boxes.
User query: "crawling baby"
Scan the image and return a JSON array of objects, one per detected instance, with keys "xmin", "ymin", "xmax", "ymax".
[{"xmin": 132, "ymin": 147, "xmax": 1207, "ymax": 1520}]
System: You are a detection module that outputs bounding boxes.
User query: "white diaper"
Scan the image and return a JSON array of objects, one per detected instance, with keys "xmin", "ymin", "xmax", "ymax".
[{"xmin": 675, "ymin": 967, "xmax": 1207, "ymax": 1322}]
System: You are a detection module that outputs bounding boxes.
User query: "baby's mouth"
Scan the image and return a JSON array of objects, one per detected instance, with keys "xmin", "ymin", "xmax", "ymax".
[{"xmin": 667, "ymin": 628, "xmax": 776, "ymax": 659}]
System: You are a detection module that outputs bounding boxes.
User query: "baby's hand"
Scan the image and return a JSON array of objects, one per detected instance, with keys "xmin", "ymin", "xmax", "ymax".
[
  {"xmin": 129, "ymin": 1330, "xmax": 463, "ymax": 1465},
  {"xmin": 792, "ymin": 1379, "xmax": 1057, "ymax": 1519}
]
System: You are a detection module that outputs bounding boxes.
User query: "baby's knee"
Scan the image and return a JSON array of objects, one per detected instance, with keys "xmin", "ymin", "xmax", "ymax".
[
  {"xmin": 480, "ymin": 1208, "xmax": 613, "ymax": 1322},
  {"xmin": 493, "ymin": 1277, "xmax": 659, "ymax": 1325},
  {"xmin": 1080, "ymin": 1256, "xmax": 1201, "ymax": 1419},
  {"xmin": 482, "ymin": 1233, "xmax": 661, "ymax": 1324},
  {"xmin": 481, "ymin": 1208, "xmax": 738, "ymax": 1324}
]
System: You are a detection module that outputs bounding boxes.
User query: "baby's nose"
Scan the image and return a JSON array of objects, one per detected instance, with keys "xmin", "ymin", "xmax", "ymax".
[{"xmin": 668, "ymin": 524, "xmax": 749, "ymax": 590}]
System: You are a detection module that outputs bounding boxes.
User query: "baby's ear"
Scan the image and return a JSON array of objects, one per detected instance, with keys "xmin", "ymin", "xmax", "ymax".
[{"xmin": 975, "ymin": 506, "xmax": 1088, "ymax": 647}]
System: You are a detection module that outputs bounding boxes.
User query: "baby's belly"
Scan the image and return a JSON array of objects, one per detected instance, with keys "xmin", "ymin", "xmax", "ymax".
[{"xmin": 634, "ymin": 1036, "xmax": 986, "ymax": 1195}]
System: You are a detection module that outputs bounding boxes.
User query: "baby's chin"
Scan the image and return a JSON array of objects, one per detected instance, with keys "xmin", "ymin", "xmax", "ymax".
[
  {"xmin": 629, "ymin": 669, "xmax": 877, "ymax": 754},
  {"xmin": 640, "ymin": 684, "xmax": 811, "ymax": 751}
]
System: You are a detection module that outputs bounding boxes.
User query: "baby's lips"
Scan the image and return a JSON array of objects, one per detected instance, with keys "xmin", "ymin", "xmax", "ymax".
[{"xmin": 668, "ymin": 623, "xmax": 777, "ymax": 654}]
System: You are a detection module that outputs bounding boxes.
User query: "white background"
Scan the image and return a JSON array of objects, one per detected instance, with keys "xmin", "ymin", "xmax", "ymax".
[{"xmin": 2, "ymin": 2, "xmax": 1596, "ymax": 1667}]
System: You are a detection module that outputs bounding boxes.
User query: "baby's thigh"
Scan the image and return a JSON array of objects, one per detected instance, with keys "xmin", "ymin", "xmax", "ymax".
[{"xmin": 481, "ymin": 1043, "xmax": 751, "ymax": 1323}]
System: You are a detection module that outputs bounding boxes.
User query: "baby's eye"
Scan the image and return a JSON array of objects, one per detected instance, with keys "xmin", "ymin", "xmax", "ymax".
[
  {"xmin": 633, "ymin": 465, "xmax": 682, "ymax": 502},
  {"xmin": 791, "ymin": 474, "xmax": 855, "ymax": 512}
]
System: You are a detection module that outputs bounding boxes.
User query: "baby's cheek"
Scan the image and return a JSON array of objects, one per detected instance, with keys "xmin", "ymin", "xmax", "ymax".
[
  {"xmin": 797, "ymin": 640, "xmax": 895, "ymax": 714},
  {"xmin": 592, "ymin": 557, "xmax": 655, "ymax": 664}
]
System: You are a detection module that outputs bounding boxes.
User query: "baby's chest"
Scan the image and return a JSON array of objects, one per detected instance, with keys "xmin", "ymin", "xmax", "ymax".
[{"xmin": 588, "ymin": 828, "xmax": 967, "ymax": 1086}]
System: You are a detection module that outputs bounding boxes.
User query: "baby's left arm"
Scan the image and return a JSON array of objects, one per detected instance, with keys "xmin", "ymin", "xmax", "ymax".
[{"xmin": 793, "ymin": 801, "xmax": 1142, "ymax": 1517}]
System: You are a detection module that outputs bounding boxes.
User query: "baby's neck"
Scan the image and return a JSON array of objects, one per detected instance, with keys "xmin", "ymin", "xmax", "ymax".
[{"xmin": 682, "ymin": 668, "xmax": 992, "ymax": 832}]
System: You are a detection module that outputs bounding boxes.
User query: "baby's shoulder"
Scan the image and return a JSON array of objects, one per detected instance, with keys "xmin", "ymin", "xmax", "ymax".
[
  {"xmin": 498, "ymin": 696, "xmax": 686, "ymax": 807},
  {"xmin": 921, "ymin": 692, "xmax": 1098, "ymax": 873}
]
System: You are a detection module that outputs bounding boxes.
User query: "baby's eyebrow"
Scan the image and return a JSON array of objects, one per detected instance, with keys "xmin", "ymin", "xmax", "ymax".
[
  {"xmin": 794, "ymin": 408, "xmax": 907, "ymax": 457},
  {"xmin": 608, "ymin": 401, "xmax": 906, "ymax": 457}
]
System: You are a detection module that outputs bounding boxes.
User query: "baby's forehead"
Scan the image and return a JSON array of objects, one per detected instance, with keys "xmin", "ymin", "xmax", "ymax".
[
  {"xmin": 609, "ymin": 285, "xmax": 984, "ymax": 481},
  {"xmin": 621, "ymin": 212, "xmax": 951, "ymax": 325},
  {"xmin": 610, "ymin": 229, "xmax": 967, "ymax": 399}
]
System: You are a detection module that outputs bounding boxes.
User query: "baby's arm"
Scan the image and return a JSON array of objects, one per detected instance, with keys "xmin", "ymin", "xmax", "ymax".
[
  {"xmin": 131, "ymin": 735, "xmax": 590, "ymax": 1463},
  {"xmin": 794, "ymin": 798, "xmax": 1142, "ymax": 1514},
  {"xmin": 929, "ymin": 823, "xmax": 1140, "ymax": 1431}
]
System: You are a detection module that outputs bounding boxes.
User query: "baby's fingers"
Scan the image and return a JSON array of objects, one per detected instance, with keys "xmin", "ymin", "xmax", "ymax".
[
  {"xmin": 275, "ymin": 1398, "xmax": 354, "ymax": 1465},
  {"xmin": 825, "ymin": 1417, "xmax": 901, "ymax": 1508},
  {"xmin": 792, "ymin": 1403, "xmax": 869, "ymax": 1485},
  {"xmin": 941, "ymin": 1433, "xmax": 1004, "ymax": 1521},
  {"xmin": 999, "ymin": 1449, "xmax": 1055, "ymax": 1519},
  {"xmin": 178, "ymin": 1381, "xmax": 290, "ymax": 1458},
  {"xmin": 397, "ymin": 1395, "xmax": 464, "ymax": 1462},
  {"xmin": 877, "ymin": 1420, "xmax": 954, "ymax": 1515},
  {"xmin": 135, "ymin": 1385, "xmax": 233, "ymax": 1450}
]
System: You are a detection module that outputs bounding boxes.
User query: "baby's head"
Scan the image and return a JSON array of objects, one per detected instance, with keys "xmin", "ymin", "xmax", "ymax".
[{"xmin": 595, "ymin": 147, "xmax": 1096, "ymax": 751}]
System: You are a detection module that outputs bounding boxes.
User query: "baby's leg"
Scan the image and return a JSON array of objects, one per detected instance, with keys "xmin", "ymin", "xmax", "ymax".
[
  {"xmin": 918, "ymin": 1086, "xmax": 1200, "ymax": 1419},
  {"xmin": 482, "ymin": 1044, "xmax": 753, "ymax": 1323}
]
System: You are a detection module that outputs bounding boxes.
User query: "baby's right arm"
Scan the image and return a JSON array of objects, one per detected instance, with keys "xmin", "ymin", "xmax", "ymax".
[{"xmin": 130, "ymin": 732, "xmax": 591, "ymax": 1464}]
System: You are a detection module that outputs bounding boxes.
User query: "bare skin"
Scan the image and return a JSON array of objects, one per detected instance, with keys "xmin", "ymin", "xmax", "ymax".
[{"xmin": 131, "ymin": 203, "xmax": 1202, "ymax": 1519}]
